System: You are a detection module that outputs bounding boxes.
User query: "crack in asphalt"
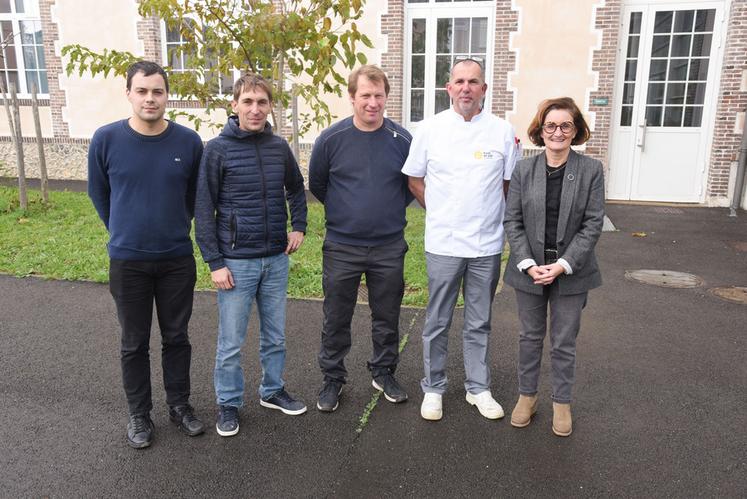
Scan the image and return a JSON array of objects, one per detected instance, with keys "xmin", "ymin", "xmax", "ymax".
[
  {"xmin": 354, "ymin": 310, "xmax": 421, "ymax": 434},
  {"xmin": 324, "ymin": 310, "xmax": 422, "ymax": 498}
]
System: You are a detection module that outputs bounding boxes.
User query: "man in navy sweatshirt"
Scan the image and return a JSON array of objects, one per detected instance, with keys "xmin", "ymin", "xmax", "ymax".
[
  {"xmin": 88, "ymin": 61, "xmax": 205, "ymax": 449},
  {"xmin": 309, "ymin": 65, "xmax": 412, "ymax": 412},
  {"xmin": 194, "ymin": 74, "xmax": 308, "ymax": 437}
]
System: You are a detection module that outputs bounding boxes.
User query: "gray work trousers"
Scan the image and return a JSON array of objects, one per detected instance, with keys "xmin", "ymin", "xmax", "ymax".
[
  {"xmin": 514, "ymin": 284, "xmax": 587, "ymax": 404},
  {"xmin": 421, "ymin": 252, "xmax": 501, "ymax": 395}
]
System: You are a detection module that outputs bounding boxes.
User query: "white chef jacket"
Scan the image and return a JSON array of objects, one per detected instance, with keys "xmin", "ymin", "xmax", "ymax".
[{"xmin": 402, "ymin": 108, "xmax": 517, "ymax": 258}]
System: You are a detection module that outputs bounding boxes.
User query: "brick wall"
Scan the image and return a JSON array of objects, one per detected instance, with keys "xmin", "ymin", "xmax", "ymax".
[
  {"xmin": 707, "ymin": 1, "xmax": 747, "ymax": 200},
  {"xmin": 381, "ymin": 0, "xmax": 405, "ymax": 124},
  {"xmin": 491, "ymin": 1, "xmax": 519, "ymax": 118},
  {"xmin": 39, "ymin": 0, "xmax": 68, "ymax": 138},
  {"xmin": 137, "ymin": 14, "xmax": 162, "ymax": 63},
  {"xmin": 586, "ymin": 0, "xmax": 622, "ymax": 170}
]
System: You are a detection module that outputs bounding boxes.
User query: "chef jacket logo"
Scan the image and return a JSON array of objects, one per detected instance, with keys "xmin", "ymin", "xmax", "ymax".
[{"xmin": 474, "ymin": 150, "xmax": 501, "ymax": 160}]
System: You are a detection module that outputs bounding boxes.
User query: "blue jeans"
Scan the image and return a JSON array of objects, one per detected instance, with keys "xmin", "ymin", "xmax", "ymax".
[{"xmin": 214, "ymin": 254, "xmax": 289, "ymax": 406}]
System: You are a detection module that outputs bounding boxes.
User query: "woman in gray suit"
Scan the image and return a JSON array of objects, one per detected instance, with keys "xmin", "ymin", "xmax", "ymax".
[{"xmin": 503, "ymin": 97, "xmax": 604, "ymax": 437}]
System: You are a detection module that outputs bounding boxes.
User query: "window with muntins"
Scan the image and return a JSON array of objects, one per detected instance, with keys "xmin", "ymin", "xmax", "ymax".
[
  {"xmin": 405, "ymin": 0, "xmax": 494, "ymax": 127},
  {"xmin": 162, "ymin": 19, "xmax": 234, "ymax": 97},
  {"xmin": 0, "ymin": 0, "xmax": 47, "ymax": 95}
]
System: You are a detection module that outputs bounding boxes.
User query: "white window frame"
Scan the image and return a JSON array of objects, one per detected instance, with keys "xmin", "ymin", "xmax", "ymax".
[
  {"xmin": 159, "ymin": 19, "xmax": 238, "ymax": 98},
  {"xmin": 0, "ymin": 0, "xmax": 48, "ymax": 97},
  {"xmin": 404, "ymin": 0, "xmax": 495, "ymax": 129}
]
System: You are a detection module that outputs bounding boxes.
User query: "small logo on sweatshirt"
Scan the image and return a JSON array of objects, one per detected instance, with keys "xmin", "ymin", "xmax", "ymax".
[{"xmin": 174, "ymin": 157, "xmax": 182, "ymax": 163}]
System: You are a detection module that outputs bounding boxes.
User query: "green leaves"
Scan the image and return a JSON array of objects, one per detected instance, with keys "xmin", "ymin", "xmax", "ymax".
[
  {"xmin": 62, "ymin": 0, "xmax": 373, "ymax": 138},
  {"xmin": 61, "ymin": 45, "xmax": 139, "ymax": 79}
]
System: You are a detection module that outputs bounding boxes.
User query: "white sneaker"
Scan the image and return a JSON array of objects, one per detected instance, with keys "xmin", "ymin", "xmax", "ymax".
[
  {"xmin": 420, "ymin": 393, "xmax": 443, "ymax": 421},
  {"xmin": 466, "ymin": 391, "xmax": 505, "ymax": 420}
]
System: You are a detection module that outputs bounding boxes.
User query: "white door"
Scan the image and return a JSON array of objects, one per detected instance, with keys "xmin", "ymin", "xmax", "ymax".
[{"xmin": 608, "ymin": 2, "xmax": 725, "ymax": 202}]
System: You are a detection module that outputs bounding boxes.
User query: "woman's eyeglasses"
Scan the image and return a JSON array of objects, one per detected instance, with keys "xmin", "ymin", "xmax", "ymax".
[{"xmin": 543, "ymin": 122, "xmax": 575, "ymax": 135}]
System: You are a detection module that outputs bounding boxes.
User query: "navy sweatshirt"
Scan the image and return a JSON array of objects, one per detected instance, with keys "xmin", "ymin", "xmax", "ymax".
[
  {"xmin": 308, "ymin": 117, "xmax": 412, "ymax": 246},
  {"xmin": 87, "ymin": 119, "xmax": 203, "ymax": 260}
]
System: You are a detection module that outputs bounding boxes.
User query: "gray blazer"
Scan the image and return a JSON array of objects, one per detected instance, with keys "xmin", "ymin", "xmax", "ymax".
[{"xmin": 503, "ymin": 149, "xmax": 605, "ymax": 296}]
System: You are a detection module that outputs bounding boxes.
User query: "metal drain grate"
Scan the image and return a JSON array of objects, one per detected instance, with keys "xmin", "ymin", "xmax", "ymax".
[
  {"xmin": 625, "ymin": 270, "xmax": 702, "ymax": 288},
  {"xmin": 708, "ymin": 287, "xmax": 747, "ymax": 305},
  {"xmin": 651, "ymin": 207, "xmax": 684, "ymax": 215}
]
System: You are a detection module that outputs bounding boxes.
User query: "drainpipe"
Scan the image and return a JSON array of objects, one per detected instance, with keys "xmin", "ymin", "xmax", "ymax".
[{"xmin": 729, "ymin": 113, "xmax": 747, "ymax": 217}]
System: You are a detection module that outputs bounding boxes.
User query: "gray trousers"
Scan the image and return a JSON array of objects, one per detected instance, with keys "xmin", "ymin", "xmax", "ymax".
[
  {"xmin": 514, "ymin": 284, "xmax": 587, "ymax": 404},
  {"xmin": 421, "ymin": 252, "xmax": 501, "ymax": 395}
]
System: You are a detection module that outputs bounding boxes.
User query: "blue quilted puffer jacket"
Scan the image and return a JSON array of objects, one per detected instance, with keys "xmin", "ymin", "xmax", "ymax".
[{"xmin": 194, "ymin": 116, "xmax": 307, "ymax": 271}]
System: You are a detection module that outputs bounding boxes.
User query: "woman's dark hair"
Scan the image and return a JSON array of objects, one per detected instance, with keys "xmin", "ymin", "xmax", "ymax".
[{"xmin": 527, "ymin": 97, "xmax": 591, "ymax": 147}]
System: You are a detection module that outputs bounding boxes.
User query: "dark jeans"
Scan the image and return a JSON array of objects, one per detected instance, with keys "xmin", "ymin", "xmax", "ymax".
[
  {"xmin": 319, "ymin": 238, "xmax": 407, "ymax": 382},
  {"xmin": 109, "ymin": 255, "xmax": 196, "ymax": 415}
]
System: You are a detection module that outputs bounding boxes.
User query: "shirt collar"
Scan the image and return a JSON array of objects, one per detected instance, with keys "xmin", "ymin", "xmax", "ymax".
[{"xmin": 448, "ymin": 106, "xmax": 486, "ymax": 123}]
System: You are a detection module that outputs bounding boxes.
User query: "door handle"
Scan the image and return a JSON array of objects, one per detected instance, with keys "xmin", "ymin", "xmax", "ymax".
[{"xmin": 636, "ymin": 118, "xmax": 647, "ymax": 152}]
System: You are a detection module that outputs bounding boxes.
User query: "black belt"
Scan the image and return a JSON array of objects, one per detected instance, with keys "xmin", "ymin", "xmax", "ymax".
[{"xmin": 544, "ymin": 249, "xmax": 558, "ymax": 264}]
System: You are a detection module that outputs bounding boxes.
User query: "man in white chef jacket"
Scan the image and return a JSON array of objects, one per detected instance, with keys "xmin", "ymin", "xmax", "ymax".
[{"xmin": 402, "ymin": 58, "xmax": 517, "ymax": 422}]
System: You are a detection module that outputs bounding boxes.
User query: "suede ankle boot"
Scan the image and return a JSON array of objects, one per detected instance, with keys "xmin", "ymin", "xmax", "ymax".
[
  {"xmin": 552, "ymin": 402, "xmax": 572, "ymax": 436},
  {"xmin": 510, "ymin": 394, "xmax": 538, "ymax": 428}
]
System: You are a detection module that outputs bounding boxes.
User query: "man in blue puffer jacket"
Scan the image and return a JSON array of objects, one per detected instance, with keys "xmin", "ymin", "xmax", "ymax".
[{"xmin": 195, "ymin": 74, "xmax": 307, "ymax": 437}]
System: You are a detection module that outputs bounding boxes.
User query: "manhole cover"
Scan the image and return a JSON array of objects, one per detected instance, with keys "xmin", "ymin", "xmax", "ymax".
[
  {"xmin": 625, "ymin": 270, "xmax": 702, "ymax": 288},
  {"xmin": 709, "ymin": 287, "xmax": 747, "ymax": 305}
]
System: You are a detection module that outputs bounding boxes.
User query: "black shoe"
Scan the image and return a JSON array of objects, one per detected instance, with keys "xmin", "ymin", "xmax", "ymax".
[
  {"xmin": 372, "ymin": 374, "xmax": 408, "ymax": 403},
  {"xmin": 317, "ymin": 380, "xmax": 343, "ymax": 412},
  {"xmin": 169, "ymin": 404, "xmax": 205, "ymax": 436},
  {"xmin": 260, "ymin": 389, "xmax": 307, "ymax": 415},
  {"xmin": 216, "ymin": 405, "xmax": 239, "ymax": 437},
  {"xmin": 127, "ymin": 413, "xmax": 154, "ymax": 449}
]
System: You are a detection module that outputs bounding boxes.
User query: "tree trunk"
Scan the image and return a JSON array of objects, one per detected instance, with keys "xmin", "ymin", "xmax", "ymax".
[
  {"xmin": 31, "ymin": 82, "xmax": 48, "ymax": 204},
  {"xmin": 291, "ymin": 84, "xmax": 300, "ymax": 161},
  {"xmin": 9, "ymin": 82, "xmax": 27, "ymax": 210}
]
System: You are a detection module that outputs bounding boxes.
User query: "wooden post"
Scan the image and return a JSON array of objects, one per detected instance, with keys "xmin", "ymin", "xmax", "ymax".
[
  {"xmin": 31, "ymin": 82, "xmax": 48, "ymax": 204},
  {"xmin": 291, "ymin": 84, "xmax": 300, "ymax": 161},
  {"xmin": 9, "ymin": 82, "xmax": 27, "ymax": 210},
  {"xmin": 0, "ymin": 78, "xmax": 13, "ymax": 140},
  {"xmin": 0, "ymin": 32, "xmax": 13, "ymax": 128},
  {"xmin": 0, "ymin": 78, "xmax": 19, "ymax": 192}
]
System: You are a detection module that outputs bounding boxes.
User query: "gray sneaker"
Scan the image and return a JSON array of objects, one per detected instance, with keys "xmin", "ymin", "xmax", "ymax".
[{"xmin": 127, "ymin": 413, "xmax": 154, "ymax": 449}]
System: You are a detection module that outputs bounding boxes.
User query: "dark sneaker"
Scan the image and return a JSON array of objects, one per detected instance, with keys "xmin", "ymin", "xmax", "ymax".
[
  {"xmin": 372, "ymin": 374, "xmax": 408, "ymax": 403},
  {"xmin": 169, "ymin": 404, "xmax": 205, "ymax": 436},
  {"xmin": 260, "ymin": 389, "xmax": 307, "ymax": 415},
  {"xmin": 216, "ymin": 405, "xmax": 239, "ymax": 437},
  {"xmin": 127, "ymin": 413, "xmax": 154, "ymax": 449},
  {"xmin": 316, "ymin": 380, "xmax": 343, "ymax": 412}
]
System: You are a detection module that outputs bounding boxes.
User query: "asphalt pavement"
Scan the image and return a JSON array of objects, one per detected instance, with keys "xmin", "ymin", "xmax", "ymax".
[{"xmin": 0, "ymin": 204, "xmax": 745, "ymax": 498}]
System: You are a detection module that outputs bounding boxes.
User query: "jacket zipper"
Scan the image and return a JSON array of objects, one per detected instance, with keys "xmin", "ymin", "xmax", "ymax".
[
  {"xmin": 230, "ymin": 211, "xmax": 237, "ymax": 250},
  {"xmin": 254, "ymin": 139, "xmax": 269, "ymax": 254}
]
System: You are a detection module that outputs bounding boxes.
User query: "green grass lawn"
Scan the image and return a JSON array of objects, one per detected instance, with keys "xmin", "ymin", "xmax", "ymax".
[{"xmin": 0, "ymin": 186, "xmax": 432, "ymax": 306}]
